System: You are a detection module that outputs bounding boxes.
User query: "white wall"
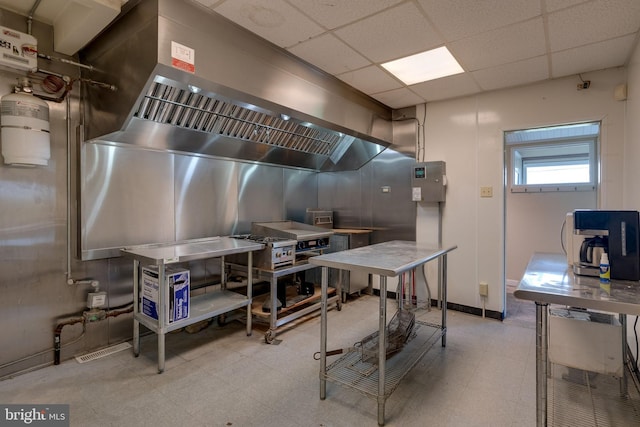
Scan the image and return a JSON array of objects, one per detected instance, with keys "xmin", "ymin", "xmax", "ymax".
[
  {"xmin": 506, "ymin": 189, "xmax": 596, "ymax": 281},
  {"xmin": 419, "ymin": 68, "xmax": 627, "ymax": 314}
]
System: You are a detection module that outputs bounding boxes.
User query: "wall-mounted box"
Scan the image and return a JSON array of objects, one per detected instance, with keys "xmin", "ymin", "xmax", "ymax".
[{"xmin": 411, "ymin": 161, "xmax": 446, "ymax": 202}]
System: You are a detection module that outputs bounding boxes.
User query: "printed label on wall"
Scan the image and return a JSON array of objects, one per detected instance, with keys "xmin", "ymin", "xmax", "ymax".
[{"xmin": 171, "ymin": 41, "xmax": 195, "ymax": 73}]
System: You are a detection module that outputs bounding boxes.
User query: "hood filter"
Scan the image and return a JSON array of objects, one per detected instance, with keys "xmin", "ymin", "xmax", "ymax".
[{"xmin": 135, "ymin": 79, "xmax": 341, "ymax": 157}]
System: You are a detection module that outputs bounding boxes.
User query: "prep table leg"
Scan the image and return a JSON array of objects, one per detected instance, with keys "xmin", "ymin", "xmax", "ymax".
[
  {"xmin": 133, "ymin": 320, "xmax": 140, "ymax": 357},
  {"xmin": 132, "ymin": 259, "xmax": 140, "ymax": 357},
  {"xmin": 620, "ymin": 314, "xmax": 628, "ymax": 396},
  {"xmin": 157, "ymin": 333, "xmax": 165, "ymax": 373},
  {"xmin": 246, "ymin": 253, "xmax": 253, "ymax": 336},
  {"xmin": 441, "ymin": 254, "xmax": 448, "ymax": 347},
  {"xmin": 378, "ymin": 275, "xmax": 387, "ymax": 426},
  {"xmin": 320, "ymin": 266, "xmax": 328, "ymax": 400},
  {"xmin": 157, "ymin": 265, "xmax": 166, "ymax": 373},
  {"xmin": 535, "ymin": 301, "xmax": 548, "ymax": 427},
  {"xmin": 267, "ymin": 275, "xmax": 278, "ymax": 343}
]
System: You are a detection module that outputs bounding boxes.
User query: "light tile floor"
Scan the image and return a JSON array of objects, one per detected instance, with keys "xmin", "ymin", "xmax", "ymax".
[{"xmin": 0, "ymin": 294, "xmax": 539, "ymax": 426}]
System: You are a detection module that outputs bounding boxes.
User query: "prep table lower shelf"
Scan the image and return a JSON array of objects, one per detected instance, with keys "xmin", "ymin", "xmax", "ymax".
[
  {"xmin": 323, "ymin": 320, "xmax": 444, "ymax": 398},
  {"xmin": 251, "ymin": 284, "xmax": 337, "ymax": 330},
  {"xmin": 135, "ymin": 289, "xmax": 251, "ymax": 334},
  {"xmin": 228, "ymin": 260, "xmax": 342, "ymax": 343}
]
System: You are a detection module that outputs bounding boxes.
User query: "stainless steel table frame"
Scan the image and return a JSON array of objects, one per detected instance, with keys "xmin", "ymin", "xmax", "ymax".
[
  {"xmin": 515, "ymin": 252, "xmax": 640, "ymax": 426},
  {"xmin": 310, "ymin": 240, "xmax": 457, "ymax": 426},
  {"xmin": 227, "ymin": 260, "xmax": 342, "ymax": 343},
  {"xmin": 121, "ymin": 237, "xmax": 264, "ymax": 373}
]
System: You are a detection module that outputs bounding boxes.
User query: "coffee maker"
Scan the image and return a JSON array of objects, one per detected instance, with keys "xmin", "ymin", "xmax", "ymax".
[{"xmin": 571, "ymin": 210, "xmax": 640, "ymax": 281}]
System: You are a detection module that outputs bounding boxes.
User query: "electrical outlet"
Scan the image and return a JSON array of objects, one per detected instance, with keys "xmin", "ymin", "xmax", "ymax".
[
  {"xmin": 577, "ymin": 81, "xmax": 591, "ymax": 90},
  {"xmin": 480, "ymin": 186, "xmax": 493, "ymax": 198},
  {"xmin": 479, "ymin": 282, "xmax": 489, "ymax": 297}
]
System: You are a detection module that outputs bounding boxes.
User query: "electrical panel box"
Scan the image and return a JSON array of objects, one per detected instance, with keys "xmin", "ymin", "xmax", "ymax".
[
  {"xmin": 411, "ymin": 161, "xmax": 446, "ymax": 202},
  {"xmin": 0, "ymin": 26, "xmax": 38, "ymax": 72}
]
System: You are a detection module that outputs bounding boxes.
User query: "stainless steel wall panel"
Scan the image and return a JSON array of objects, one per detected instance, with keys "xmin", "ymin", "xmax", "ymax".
[
  {"xmin": 80, "ymin": 144, "xmax": 176, "ymax": 259},
  {"xmin": 317, "ymin": 149, "xmax": 415, "ymax": 243},
  {"xmin": 318, "ymin": 171, "xmax": 362, "ymax": 228},
  {"xmin": 235, "ymin": 164, "xmax": 284, "ymax": 233},
  {"xmin": 359, "ymin": 161, "xmax": 375, "ymax": 230},
  {"xmin": 174, "ymin": 155, "xmax": 238, "ymax": 240},
  {"xmin": 284, "ymin": 169, "xmax": 318, "ymax": 222},
  {"xmin": 370, "ymin": 149, "xmax": 416, "ymax": 244}
]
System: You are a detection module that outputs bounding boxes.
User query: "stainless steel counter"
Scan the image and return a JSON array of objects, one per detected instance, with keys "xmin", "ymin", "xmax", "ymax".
[
  {"xmin": 515, "ymin": 252, "xmax": 640, "ymax": 426},
  {"xmin": 309, "ymin": 240, "xmax": 456, "ymax": 276},
  {"xmin": 311, "ymin": 240, "xmax": 457, "ymax": 426},
  {"xmin": 121, "ymin": 236, "xmax": 265, "ymax": 265},
  {"xmin": 515, "ymin": 252, "xmax": 640, "ymax": 314}
]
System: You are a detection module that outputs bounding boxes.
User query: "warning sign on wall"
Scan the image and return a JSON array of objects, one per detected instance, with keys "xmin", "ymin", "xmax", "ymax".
[{"xmin": 171, "ymin": 41, "xmax": 195, "ymax": 73}]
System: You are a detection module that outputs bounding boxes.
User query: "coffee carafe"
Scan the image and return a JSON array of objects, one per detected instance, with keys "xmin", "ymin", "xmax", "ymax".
[{"xmin": 579, "ymin": 236, "xmax": 608, "ymax": 267}]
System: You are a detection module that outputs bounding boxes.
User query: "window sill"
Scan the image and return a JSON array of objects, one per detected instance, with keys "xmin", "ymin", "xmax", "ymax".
[{"xmin": 510, "ymin": 184, "xmax": 595, "ymax": 193}]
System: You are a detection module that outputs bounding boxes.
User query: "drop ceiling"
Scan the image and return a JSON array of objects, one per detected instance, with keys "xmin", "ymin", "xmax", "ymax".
[{"xmin": 1, "ymin": 0, "xmax": 639, "ymax": 109}]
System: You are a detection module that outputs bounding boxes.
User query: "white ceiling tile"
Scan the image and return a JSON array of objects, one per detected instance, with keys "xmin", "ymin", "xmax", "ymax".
[
  {"xmin": 551, "ymin": 34, "xmax": 636, "ymax": 78},
  {"xmin": 417, "ymin": 0, "xmax": 540, "ymax": 42},
  {"xmin": 287, "ymin": 34, "xmax": 371, "ymax": 75},
  {"xmin": 372, "ymin": 88, "xmax": 426, "ymax": 109},
  {"xmin": 284, "ymin": 0, "xmax": 403, "ymax": 29},
  {"xmin": 213, "ymin": 0, "xmax": 324, "ymax": 47},
  {"xmin": 337, "ymin": 66, "xmax": 402, "ymax": 95},
  {"xmin": 334, "ymin": 2, "xmax": 443, "ymax": 63},
  {"xmin": 547, "ymin": 0, "xmax": 640, "ymax": 52},
  {"xmin": 449, "ymin": 17, "xmax": 546, "ymax": 71},
  {"xmin": 472, "ymin": 56, "xmax": 549, "ymax": 91},
  {"xmin": 410, "ymin": 73, "xmax": 481, "ymax": 102}
]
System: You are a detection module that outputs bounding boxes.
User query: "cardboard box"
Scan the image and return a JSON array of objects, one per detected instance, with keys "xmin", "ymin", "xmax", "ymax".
[
  {"xmin": 549, "ymin": 308, "xmax": 622, "ymax": 377},
  {"xmin": 141, "ymin": 266, "xmax": 190, "ymax": 324}
]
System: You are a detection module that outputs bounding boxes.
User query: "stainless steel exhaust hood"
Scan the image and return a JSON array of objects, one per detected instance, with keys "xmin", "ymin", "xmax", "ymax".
[{"xmin": 79, "ymin": 0, "xmax": 393, "ymax": 171}]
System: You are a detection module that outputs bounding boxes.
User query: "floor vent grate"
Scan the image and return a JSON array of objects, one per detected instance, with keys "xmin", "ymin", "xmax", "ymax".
[{"xmin": 75, "ymin": 342, "xmax": 132, "ymax": 364}]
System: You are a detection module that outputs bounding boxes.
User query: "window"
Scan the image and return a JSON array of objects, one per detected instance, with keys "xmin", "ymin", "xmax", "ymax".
[{"xmin": 506, "ymin": 122, "xmax": 599, "ymax": 192}]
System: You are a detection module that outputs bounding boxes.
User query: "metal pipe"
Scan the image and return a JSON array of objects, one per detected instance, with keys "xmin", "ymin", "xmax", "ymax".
[
  {"xmin": 27, "ymin": 0, "xmax": 43, "ymax": 35},
  {"xmin": 66, "ymin": 93, "xmax": 72, "ymax": 283},
  {"xmin": 54, "ymin": 317, "xmax": 83, "ymax": 365},
  {"xmin": 54, "ymin": 304, "xmax": 133, "ymax": 365},
  {"xmin": 37, "ymin": 53, "xmax": 95, "ymax": 72}
]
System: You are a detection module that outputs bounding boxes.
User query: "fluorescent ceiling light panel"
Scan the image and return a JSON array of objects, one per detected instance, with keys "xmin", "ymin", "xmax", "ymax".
[{"xmin": 382, "ymin": 47, "xmax": 464, "ymax": 85}]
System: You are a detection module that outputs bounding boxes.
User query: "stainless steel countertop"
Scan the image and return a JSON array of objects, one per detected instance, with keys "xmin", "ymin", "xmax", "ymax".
[
  {"xmin": 309, "ymin": 240, "xmax": 457, "ymax": 276},
  {"xmin": 515, "ymin": 252, "xmax": 640, "ymax": 315},
  {"xmin": 120, "ymin": 237, "xmax": 264, "ymax": 265}
]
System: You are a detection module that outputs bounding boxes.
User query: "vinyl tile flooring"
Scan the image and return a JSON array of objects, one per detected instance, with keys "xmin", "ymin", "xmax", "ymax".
[{"xmin": 5, "ymin": 286, "xmax": 636, "ymax": 427}]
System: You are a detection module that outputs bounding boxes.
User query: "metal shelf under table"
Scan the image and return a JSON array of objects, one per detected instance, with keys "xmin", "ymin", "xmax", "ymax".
[{"xmin": 324, "ymin": 320, "xmax": 444, "ymax": 399}]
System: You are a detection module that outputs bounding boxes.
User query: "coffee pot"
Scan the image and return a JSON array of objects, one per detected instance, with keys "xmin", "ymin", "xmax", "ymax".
[{"xmin": 579, "ymin": 236, "xmax": 608, "ymax": 267}]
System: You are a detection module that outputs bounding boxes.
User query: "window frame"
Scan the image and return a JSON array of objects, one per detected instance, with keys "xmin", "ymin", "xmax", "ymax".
[{"xmin": 506, "ymin": 123, "xmax": 599, "ymax": 193}]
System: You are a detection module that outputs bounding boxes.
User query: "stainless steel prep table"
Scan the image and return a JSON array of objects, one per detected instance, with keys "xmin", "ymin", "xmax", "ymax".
[
  {"xmin": 515, "ymin": 252, "xmax": 640, "ymax": 426},
  {"xmin": 310, "ymin": 240, "xmax": 457, "ymax": 426},
  {"xmin": 121, "ymin": 237, "xmax": 264, "ymax": 373}
]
